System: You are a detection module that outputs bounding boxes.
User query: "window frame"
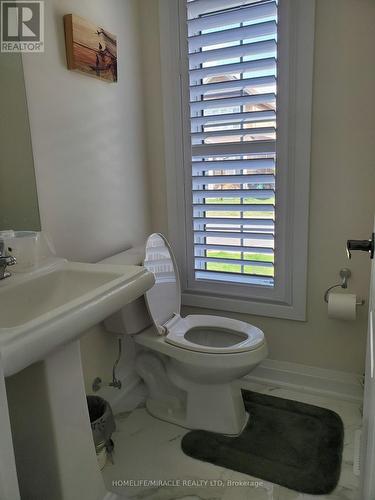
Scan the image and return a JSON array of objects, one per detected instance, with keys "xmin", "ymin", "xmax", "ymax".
[{"xmin": 159, "ymin": 0, "xmax": 315, "ymax": 321}]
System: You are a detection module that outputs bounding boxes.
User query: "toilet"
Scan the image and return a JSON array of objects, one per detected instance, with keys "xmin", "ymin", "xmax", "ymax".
[{"xmin": 104, "ymin": 233, "xmax": 268, "ymax": 435}]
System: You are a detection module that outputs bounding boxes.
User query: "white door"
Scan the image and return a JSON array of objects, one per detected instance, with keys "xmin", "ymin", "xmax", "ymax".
[{"xmin": 360, "ymin": 223, "xmax": 375, "ymax": 500}]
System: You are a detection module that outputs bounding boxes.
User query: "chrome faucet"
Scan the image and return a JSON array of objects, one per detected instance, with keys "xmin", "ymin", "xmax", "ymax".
[{"xmin": 0, "ymin": 239, "xmax": 16, "ymax": 280}]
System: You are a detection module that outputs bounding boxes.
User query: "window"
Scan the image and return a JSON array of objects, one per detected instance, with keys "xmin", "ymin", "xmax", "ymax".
[
  {"xmin": 188, "ymin": 0, "xmax": 277, "ymax": 290},
  {"xmin": 159, "ymin": 0, "xmax": 315, "ymax": 320}
]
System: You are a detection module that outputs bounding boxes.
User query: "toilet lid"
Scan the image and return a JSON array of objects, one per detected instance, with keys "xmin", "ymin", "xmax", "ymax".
[{"xmin": 143, "ymin": 233, "xmax": 181, "ymax": 331}]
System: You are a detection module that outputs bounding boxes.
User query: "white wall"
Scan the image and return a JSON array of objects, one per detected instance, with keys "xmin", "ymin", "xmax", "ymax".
[
  {"xmin": 22, "ymin": 0, "xmax": 151, "ymax": 389},
  {"xmin": 23, "ymin": 0, "xmax": 150, "ymax": 263},
  {"xmin": 140, "ymin": 0, "xmax": 375, "ymax": 374}
]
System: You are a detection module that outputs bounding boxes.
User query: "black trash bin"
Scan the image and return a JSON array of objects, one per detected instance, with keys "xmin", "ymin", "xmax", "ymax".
[{"xmin": 87, "ymin": 396, "xmax": 116, "ymax": 468}]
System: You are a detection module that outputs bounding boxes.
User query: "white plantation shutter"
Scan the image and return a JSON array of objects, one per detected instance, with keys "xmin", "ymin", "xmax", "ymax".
[{"xmin": 186, "ymin": 0, "xmax": 278, "ymax": 287}]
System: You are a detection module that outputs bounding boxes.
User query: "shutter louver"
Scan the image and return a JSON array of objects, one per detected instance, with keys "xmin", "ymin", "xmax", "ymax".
[{"xmin": 187, "ymin": 0, "xmax": 277, "ymax": 287}]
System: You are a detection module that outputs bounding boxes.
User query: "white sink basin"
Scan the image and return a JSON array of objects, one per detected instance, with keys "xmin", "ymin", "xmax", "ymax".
[{"xmin": 0, "ymin": 260, "xmax": 154, "ymax": 376}]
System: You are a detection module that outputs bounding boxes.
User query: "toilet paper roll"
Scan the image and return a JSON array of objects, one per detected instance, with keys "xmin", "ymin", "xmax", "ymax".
[{"xmin": 328, "ymin": 293, "xmax": 357, "ymax": 321}]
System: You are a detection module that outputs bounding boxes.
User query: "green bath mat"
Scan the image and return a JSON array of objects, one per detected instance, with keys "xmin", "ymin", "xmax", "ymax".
[{"xmin": 181, "ymin": 390, "xmax": 344, "ymax": 495}]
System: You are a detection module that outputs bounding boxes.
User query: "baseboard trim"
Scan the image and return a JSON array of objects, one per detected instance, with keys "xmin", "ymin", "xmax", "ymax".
[
  {"xmin": 241, "ymin": 359, "xmax": 363, "ymax": 403},
  {"xmin": 97, "ymin": 359, "xmax": 363, "ymax": 413}
]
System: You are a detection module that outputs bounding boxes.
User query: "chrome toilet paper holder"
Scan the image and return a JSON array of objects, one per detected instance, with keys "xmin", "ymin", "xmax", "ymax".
[{"xmin": 324, "ymin": 268, "xmax": 365, "ymax": 305}]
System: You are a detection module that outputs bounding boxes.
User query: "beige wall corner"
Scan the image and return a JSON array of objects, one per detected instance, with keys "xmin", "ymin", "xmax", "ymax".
[{"xmin": 138, "ymin": 0, "xmax": 169, "ymax": 235}]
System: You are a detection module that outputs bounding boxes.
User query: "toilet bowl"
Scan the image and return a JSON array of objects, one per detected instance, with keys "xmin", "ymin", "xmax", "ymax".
[{"xmin": 104, "ymin": 234, "xmax": 268, "ymax": 435}]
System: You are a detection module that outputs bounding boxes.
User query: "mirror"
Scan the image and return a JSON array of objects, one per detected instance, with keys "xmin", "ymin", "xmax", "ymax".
[{"xmin": 0, "ymin": 53, "xmax": 40, "ymax": 231}]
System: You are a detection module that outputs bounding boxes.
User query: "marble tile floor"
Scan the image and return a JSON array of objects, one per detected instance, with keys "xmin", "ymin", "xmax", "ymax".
[{"xmin": 102, "ymin": 382, "xmax": 362, "ymax": 500}]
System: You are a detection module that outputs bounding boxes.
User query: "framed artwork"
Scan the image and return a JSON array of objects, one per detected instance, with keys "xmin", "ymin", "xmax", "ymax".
[{"xmin": 64, "ymin": 14, "xmax": 117, "ymax": 83}]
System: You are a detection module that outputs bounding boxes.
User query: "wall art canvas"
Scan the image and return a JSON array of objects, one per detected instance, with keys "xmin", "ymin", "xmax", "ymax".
[{"xmin": 64, "ymin": 14, "xmax": 117, "ymax": 82}]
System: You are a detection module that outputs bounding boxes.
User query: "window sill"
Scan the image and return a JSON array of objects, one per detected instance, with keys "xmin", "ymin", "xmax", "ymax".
[{"xmin": 182, "ymin": 291, "xmax": 306, "ymax": 321}]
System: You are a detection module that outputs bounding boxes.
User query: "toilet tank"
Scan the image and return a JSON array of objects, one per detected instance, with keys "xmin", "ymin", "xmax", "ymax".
[{"xmin": 100, "ymin": 246, "xmax": 153, "ymax": 335}]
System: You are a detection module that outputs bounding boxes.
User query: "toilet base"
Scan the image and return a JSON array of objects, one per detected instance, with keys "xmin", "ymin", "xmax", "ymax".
[
  {"xmin": 168, "ymin": 359, "xmax": 249, "ymax": 435},
  {"xmin": 146, "ymin": 397, "xmax": 249, "ymax": 436},
  {"xmin": 143, "ymin": 374, "xmax": 248, "ymax": 435},
  {"xmin": 185, "ymin": 382, "xmax": 248, "ymax": 435},
  {"xmin": 136, "ymin": 350, "xmax": 251, "ymax": 435},
  {"xmin": 146, "ymin": 397, "xmax": 187, "ymax": 428},
  {"xmin": 146, "ymin": 396, "xmax": 249, "ymax": 436}
]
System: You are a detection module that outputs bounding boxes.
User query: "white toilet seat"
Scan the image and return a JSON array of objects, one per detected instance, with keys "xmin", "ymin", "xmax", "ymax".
[
  {"xmin": 165, "ymin": 314, "xmax": 264, "ymax": 354},
  {"xmin": 143, "ymin": 233, "xmax": 265, "ymax": 356}
]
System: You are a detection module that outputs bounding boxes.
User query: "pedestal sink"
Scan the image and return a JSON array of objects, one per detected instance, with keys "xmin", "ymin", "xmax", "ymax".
[
  {"xmin": 0, "ymin": 259, "xmax": 154, "ymax": 377},
  {"xmin": 0, "ymin": 257, "xmax": 154, "ymax": 500}
]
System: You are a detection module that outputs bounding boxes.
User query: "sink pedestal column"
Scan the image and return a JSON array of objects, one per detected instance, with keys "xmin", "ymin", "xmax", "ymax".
[
  {"xmin": 6, "ymin": 341, "xmax": 123, "ymax": 500},
  {"xmin": 0, "ymin": 353, "xmax": 20, "ymax": 500},
  {"xmin": 43, "ymin": 340, "xmax": 109, "ymax": 500}
]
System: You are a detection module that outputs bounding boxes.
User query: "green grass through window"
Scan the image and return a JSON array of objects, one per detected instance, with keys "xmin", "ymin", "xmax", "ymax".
[
  {"xmin": 204, "ymin": 197, "xmax": 275, "ymax": 218},
  {"xmin": 205, "ymin": 251, "xmax": 274, "ymax": 277},
  {"xmin": 197, "ymin": 196, "xmax": 275, "ymax": 277},
  {"xmin": 206, "ymin": 196, "xmax": 275, "ymax": 205}
]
